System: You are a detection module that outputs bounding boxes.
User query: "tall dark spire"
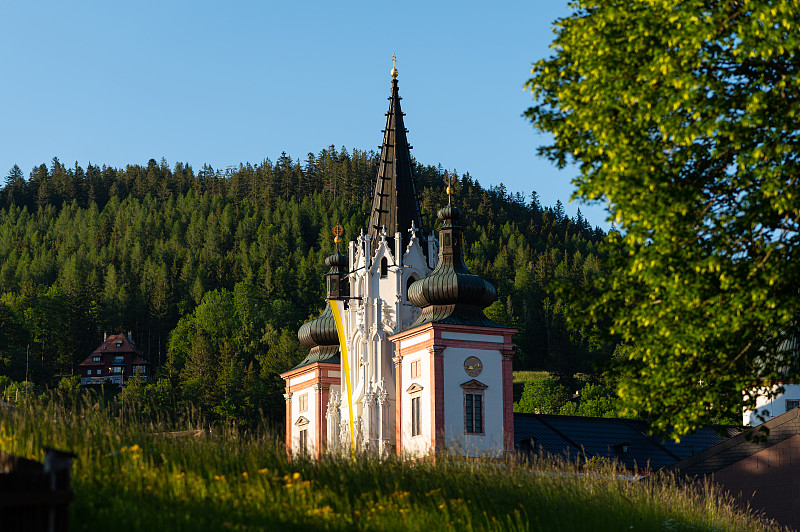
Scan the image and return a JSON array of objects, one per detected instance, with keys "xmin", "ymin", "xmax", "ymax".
[{"xmin": 367, "ymin": 63, "xmax": 424, "ymax": 254}]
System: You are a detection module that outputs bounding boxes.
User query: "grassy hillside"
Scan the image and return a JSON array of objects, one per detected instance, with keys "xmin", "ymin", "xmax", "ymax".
[{"xmin": 0, "ymin": 394, "xmax": 778, "ymax": 531}]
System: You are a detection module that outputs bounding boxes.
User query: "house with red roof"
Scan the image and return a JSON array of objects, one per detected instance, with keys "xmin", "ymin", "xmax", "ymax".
[{"xmin": 78, "ymin": 332, "xmax": 152, "ymax": 386}]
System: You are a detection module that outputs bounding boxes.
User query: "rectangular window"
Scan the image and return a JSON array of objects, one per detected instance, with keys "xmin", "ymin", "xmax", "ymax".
[
  {"xmin": 787, "ymin": 399, "xmax": 800, "ymax": 411},
  {"xmin": 410, "ymin": 360, "xmax": 421, "ymax": 379},
  {"xmin": 299, "ymin": 429, "xmax": 307, "ymax": 453},
  {"xmin": 92, "ymin": 356, "xmax": 101, "ymax": 362},
  {"xmin": 112, "ymin": 366, "xmax": 122, "ymax": 374},
  {"xmin": 465, "ymin": 393, "xmax": 483, "ymax": 434},
  {"xmin": 299, "ymin": 393, "xmax": 308, "ymax": 413},
  {"xmin": 113, "ymin": 355, "xmax": 124, "ymax": 364},
  {"xmin": 411, "ymin": 396, "xmax": 421, "ymax": 437}
]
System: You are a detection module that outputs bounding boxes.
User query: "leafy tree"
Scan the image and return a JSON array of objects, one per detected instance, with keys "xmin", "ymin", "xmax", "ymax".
[
  {"xmin": 526, "ymin": 0, "xmax": 800, "ymax": 435},
  {"xmin": 514, "ymin": 377, "xmax": 571, "ymax": 414}
]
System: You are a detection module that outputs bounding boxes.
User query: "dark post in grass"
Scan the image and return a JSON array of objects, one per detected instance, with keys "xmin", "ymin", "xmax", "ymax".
[{"xmin": 0, "ymin": 447, "xmax": 77, "ymax": 532}]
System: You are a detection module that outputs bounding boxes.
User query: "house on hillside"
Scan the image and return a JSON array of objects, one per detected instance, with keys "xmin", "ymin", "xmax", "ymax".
[{"xmin": 78, "ymin": 332, "xmax": 152, "ymax": 386}]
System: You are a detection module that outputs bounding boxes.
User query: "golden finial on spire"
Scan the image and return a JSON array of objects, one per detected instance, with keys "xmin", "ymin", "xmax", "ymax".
[
  {"xmin": 444, "ymin": 172, "xmax": 455, "ymax": 204},
  {"xmin": 333, "ymin": 224, "xmax": 344, "ymax": 249},
  {"xmin": 391, "ymin": 53, "xmax": 398, "ymax": 78}
]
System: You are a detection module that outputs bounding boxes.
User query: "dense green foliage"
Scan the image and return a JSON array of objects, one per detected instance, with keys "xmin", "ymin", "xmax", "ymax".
[
  {"xmin": 0, "ymin": 395, "xmax": 777, "ymax": 531},
  {"xmin": 526, "ymin": 0, "xmax": 800, "ymax": 435},
  {"xmin": 514, "ymin": 376, "xmax": 624, "ymax": 418},
  {"xmin": 0, "ymin": 148, "xmax": 608, "ymax": 425}
]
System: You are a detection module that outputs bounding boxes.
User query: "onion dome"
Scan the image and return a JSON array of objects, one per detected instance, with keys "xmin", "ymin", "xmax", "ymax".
[
  {"xmin": 326, "ymin": 250, "xmax": 347, "ymax": 273},
  {"xmin": 294, "ymin": 304, "xmax": 341, "ymax": 369},
  {"xmin": 407, "ymin": 202, "xmax": 504, "ymax": 328},
  {"xmin": 298, "ymin": 304, "xmax": 339, "ymax": 348},
  {"xmin": 293, "ymin": 244, "xmax": 348, "ymax": 369}
]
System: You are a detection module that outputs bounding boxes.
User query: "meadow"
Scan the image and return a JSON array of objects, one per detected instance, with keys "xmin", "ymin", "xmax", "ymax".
[{"xmin": 0, "ymin": 393, "xmax": 782, "ymax": 531}]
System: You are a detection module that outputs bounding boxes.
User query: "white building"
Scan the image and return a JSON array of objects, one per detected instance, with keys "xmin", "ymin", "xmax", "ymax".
[
  {"xmin": 743, "ymin": 335, "xmax": 800, "ymax": 426},
  {"xmin": 281, "ymin": 64, "xmax": 515, "ymax": 458}
]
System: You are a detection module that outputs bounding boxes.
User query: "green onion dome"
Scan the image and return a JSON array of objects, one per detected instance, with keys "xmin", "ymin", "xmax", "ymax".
[
  {"xmin": 293, "ymin": 249, "xmax": 348, "ymax": 369},
  {"xmin": 407, "ymin": 203, "xmax": 503, "ymax": 328},
  {"xmin": 297, "ymin": 304, "xmax": 339, "ymax": 349},
  {"xmin": 325, "ymin": 251, "xmax": 348, "ymax": 272}
]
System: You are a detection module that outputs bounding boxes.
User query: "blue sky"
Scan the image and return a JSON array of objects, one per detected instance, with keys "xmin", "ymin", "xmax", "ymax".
[{"xmin": 0, "ymin": 1, "xmax": 610, "ymax": 228}]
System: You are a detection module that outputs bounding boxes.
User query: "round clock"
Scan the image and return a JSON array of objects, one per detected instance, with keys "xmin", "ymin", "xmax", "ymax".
[{"xmin": 464, "ymin": 356, "xmax": 483, "ymax": 377}]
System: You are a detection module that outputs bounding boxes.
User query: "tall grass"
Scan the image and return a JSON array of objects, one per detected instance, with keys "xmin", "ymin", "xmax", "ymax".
[{"xmin": 0, "ymin": 393, "xmax": 783, "ymax": 531}]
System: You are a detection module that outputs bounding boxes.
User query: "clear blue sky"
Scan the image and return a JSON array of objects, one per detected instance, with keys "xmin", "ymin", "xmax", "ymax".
[{"xmin": 0, "ymin": 0, "xmax": 609, "ymax": 228}]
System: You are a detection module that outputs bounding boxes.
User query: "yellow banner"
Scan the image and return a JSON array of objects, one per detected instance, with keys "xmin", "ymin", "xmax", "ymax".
[{"xmin": 329, "ymin": 299, "xmax": 355, "ymax": 453}]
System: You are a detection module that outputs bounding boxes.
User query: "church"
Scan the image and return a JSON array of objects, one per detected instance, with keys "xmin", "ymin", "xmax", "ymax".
[{"xmin": 280, "ymin": 62, "xmax": 516, "ymax": 459}]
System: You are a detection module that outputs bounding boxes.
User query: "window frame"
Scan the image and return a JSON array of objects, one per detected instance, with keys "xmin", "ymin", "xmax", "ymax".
[
  {"xmin": 411, "ymin": 395, "xmax": 421, "ymax": 437},
  {"xmin": 464, "ymin": 391, "xmax": 484, "ymax": 435},
  {"xmin": 461, "ymin": 379, "xmax": 488, "ymax": 436},
  {"xmin": 786, "ymin": 399, "xmax": 800, "ymax": 411},
  {"xmin": 299, "ymin": 393, "xmax": 308, "ymax": 413},
  {"xmin": 406, "ymin": 383, "xmax": 424, "ymax": 438},
  {"xmin": 410, "ymin": 359, "xmax": 421, "ymax": 379}
]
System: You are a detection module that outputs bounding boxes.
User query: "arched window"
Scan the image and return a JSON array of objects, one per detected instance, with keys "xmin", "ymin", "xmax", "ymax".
[
  {"xmin": 380, "ymin": 257, "xmax": 388, "ymax": 278},
  {"xmin": 406, "ymin": 275, "xmax": 417, "ymax": 301}
]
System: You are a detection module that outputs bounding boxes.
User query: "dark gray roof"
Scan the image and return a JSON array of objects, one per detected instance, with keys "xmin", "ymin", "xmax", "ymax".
[
  {"xmin": 515, "ymin": 413, "xmax": 739, "ymax": 471},
  {"xmin": 667, "ymin": 406, "xmax": 800, "ymax": 476}
]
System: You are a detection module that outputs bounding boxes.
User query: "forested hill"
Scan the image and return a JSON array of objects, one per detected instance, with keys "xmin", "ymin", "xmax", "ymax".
[{"xmin": 0, "ymin": 147, "xmax": 610, "ymax": 423}]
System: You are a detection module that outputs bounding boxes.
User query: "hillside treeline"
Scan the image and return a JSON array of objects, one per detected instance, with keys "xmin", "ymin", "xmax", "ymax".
[{"xmin": 0, "ymin": 147, "xmax": 609, "ymax": 424}]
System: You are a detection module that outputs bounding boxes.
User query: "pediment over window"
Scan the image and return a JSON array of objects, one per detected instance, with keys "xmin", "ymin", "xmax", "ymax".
[
  {"xmin": 406, "ymin": 383, "xmax": 424, "ymax": 394},
  {"xmin": 295, "ymin": 416, "xmax": 310, "ymax": 426},
  {"xmin": 460, "ymin": 379, "xmax": 488, "ymax": 390}
]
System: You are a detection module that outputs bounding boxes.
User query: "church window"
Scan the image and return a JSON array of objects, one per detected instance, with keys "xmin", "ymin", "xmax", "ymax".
[
  {"xmin": 299, "ymin": 429, "xmax": 308, "ymax": 454},
  {"xmin": 411, "ymin": 396, "xmax": 421, "ymax": 437},
  {"xmin": 299, "ymin": 393, "xmax": 308, "ymax": 413},
  {"xmin": 787, "ymin": 399, "xmax": 800, "ymax": 411},
  {"xmin": 380, "ymin": 257, "xmax": 388, "ymax": 277},
  {"xmin": 406, "ymin": 275, "xmax": 417, "ymax": 301},
  {"xmin": 465, "ymin": 392, "xmax": 483, "ymax": 434},
  {"xmin": 410, "ymin": 360, "xmax": 421, "ymax": 379}
]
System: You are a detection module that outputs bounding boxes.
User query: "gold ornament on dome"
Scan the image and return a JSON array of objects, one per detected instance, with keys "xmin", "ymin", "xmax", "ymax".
[
  {"xmin": 464, "ymin": 356, "xmax": 483, "ymax": 377},
  {"xmin": 444, "ymin": 172, "xmax": 456, "ymax": 203},
  {"xmin": 391, "ymin": 53, "xmax": 398, "ymax": 78},
  {"xmin": 333, "ymin": 224, "xmax": 343, "ymax": 246}
]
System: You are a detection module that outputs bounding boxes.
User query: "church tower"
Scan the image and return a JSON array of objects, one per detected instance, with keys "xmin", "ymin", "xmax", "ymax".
[
  {"xmin": 325, "ymin": 60, "xmax": 435, "ymax": 455},
  {"xmin": 283, "ymin": 60, "xmax": 514, "ymax": 459},
  {"xmin": 390, "ymin": 190, "xmax": 516, "ymax": 457},
  {"xmin": 280, "ymin": 247, "xmax": 347, "ymax": 458}
]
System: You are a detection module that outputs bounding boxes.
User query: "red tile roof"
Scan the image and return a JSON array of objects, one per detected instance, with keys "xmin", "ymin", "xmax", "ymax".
[{"xmin": 78, "ymin": 333, "xmax": 151, "ymax": 368}]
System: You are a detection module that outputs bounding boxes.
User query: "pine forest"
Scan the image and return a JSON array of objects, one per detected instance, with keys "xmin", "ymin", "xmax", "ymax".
[{"xmin": 0, "ymin": 148, "xmax": 609, "ymax": 426}]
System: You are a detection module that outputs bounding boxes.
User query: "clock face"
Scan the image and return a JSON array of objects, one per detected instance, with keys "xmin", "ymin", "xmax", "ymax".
[{"xmin": 464, "ymin": 356, "xmax": 483, "ymax": 377}]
